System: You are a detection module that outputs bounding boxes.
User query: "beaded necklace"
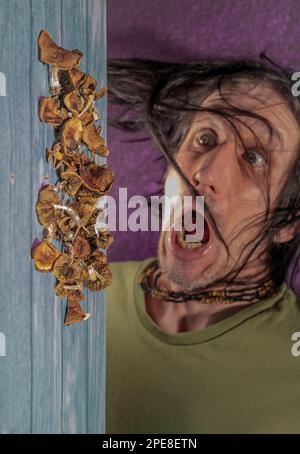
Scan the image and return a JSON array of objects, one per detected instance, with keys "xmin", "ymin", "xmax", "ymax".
[{"xmin": 139, "ymin": 260, "xmax": 278, "ymax": 304}]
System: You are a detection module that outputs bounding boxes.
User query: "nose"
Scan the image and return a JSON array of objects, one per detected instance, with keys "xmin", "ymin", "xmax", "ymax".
[{"xmin": 192, "ymin": 143, "xmax": 238, "ymax": 197}]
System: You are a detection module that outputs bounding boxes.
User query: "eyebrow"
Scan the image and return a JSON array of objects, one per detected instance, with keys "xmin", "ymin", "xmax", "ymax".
[{"xmin": 194, "ymin": 104, "xmax": 284, "ymax": 147}]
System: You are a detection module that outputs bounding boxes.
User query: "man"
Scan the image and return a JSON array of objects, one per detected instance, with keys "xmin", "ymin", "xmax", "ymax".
[{"xmin": 106, "ymin": 59, "xmax": 300, "ymax": 433}]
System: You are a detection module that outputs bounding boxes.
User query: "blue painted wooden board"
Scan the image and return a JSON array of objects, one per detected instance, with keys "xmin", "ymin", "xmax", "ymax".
[{"xmin": 0, "ymin": 0, "xmax": 106, "ymax": 434}]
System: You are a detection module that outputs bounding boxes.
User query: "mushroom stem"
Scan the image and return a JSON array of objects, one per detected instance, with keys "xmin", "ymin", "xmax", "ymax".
[
  {"xmin": 92, "ymin": 104, "xmax": 100, "ymax": 121},
  {"xmin": 88, "ymin": 265, "xmax": 103, "ymax": 282},
  {"xmin": 52, "ymin": 204, "xmax": 79, "ymax": 224},
  {"xmin": 63, "ymin": 283, "xmax": 83, "ymax": 291},
  {"xmin": 66, "ymin": 242, "xmax": 75, "ymax": 263},
  {"xmin": 49, "ymin": 65, "xmax": 61, "ymax": 96},
  {"xmin": 54, "ymin": 159, "xmax": 72, "ymax": 171},
  {"xmin": 46, "ymin": 223, "xmax": 56, "ymax": 240},
  {"xmin": 73, "ymin": 224, "xmax": 81, "ymax": 240},
  {"xmin": 78, "ymin": 95, "xmax": 94, "ymax": 118}
]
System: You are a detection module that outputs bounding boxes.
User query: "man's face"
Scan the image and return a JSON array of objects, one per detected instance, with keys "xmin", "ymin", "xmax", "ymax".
[{"xmin": 158, "ymin": 80, "xmax": 300, "ymax": 291}]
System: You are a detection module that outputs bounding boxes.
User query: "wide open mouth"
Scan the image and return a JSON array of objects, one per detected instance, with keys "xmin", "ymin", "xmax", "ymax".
[{"xmin": 175, "ymin": 208, "xmax": 211, "ymax": 250}]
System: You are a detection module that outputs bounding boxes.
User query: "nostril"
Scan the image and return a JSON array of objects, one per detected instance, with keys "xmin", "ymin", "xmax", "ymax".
[{"xmin": 209, "ymin": 184, "xmax": 216, "ymax": 194}]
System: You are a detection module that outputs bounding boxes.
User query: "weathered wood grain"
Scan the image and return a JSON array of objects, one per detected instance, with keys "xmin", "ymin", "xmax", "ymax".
[
  {"xmin": 0, "ymin": 0, "xmax": 32, "ymax": 434},
  {"xmin": 30, "ymin": 0, "xmax": 63, "ymax": 434},
  {"xmin": 86, "ymin": 0, "xmax": 107, "ymax": 435}
]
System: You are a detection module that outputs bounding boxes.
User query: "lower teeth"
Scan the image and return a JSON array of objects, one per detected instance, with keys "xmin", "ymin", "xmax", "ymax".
[{"xmin": 177, "ymin": 231, "xmax": 203, "ymax": 249}]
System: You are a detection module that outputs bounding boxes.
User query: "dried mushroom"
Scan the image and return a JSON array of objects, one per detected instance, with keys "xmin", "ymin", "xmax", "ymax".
[
  {"xmin": 85, "ymin": 249, "xmax": 107, "ymax": 266},
  {"xmin": 64, "ymin": 298, "xmax": 90, "ymax": 326},
  {"xmin": 53, "ymin": 254, "xmax": 85, "ymax": 283},
  {"xmin": 82, "ymin": 122, "xmax": 109, "ymax": 156},
  {"xmin": 59, "ymin": 68, "xmax": 86, "ymax": 91},
  {"xmin": 55, "ymin": 281, "xmax": 86, "ymax": 301},
  {"xmin": 59, "ymin": 169, "xmax": 83, "ymax": 196},
  {"xmin": 76, "ymin": 188, "xmax": 101, "ymax": 204},
  {"xmin": 84, "ymin": 263, "xmax": 112, "ymax": 292},
  {"xmin": 80, "ymin": 163, "xmax": 114, "ymax": 194},
  {"xmin": 35, "ymin": 185, "xmax": 61, "ymax": 228},
  {"xmin": 79, "ymin": 74, "xmax": 97, "ymax": 93},
  {"xmin": 69, "ymin": 200, "xmax": 96, "ymax": 225},
  {"xmin": 64, "ymin": 90, "xmax": 84, "ymax": 115},
  {"xmin": 46, "ymin": 143, "xmax": 65, "ymax": 167},
  {"xmin": 80, "ymin": 111, "xmax": 95, "ymax": 126},
  {"xmin": 31, "ymin": 240, "xmax": 61, "ymax": 272},
  {"xmin": 72, "ymin": 236, "xmax": 91, "ymax": 260},
  {"xmin": 95, "ymin": 87, "xmax": 108, "ymax": 100},
  {"xmin": 38, "ymin": 30, "xmax": 83, "ymax": 69},
  {"xmin": 57, "ymin": 216, "xmax": 72, "ymax": 234},
  {"xmin": 60, "ymin": 117, "xmax": 83, "ymax": 151},
  {"xmin": 38, "ymin": 97, "xmax": 63, "ymax": 126},
  {"xmin": 33, "ymin": 29, "xmax": 113, "ymax": 326},
  {"xmin": 96, "ymin": 229, "xmax": 114, "ymax": 250}
]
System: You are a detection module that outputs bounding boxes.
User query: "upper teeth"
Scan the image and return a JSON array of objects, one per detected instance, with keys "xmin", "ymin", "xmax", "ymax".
[{"xmin": 177, "ymin": 231, "xmax": 204, "ymax": 249}]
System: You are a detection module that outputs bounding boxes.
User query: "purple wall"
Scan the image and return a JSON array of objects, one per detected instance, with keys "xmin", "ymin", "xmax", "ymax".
[{"xmin": 107, "ymin": 0, "xmax": 300, "ymax": 289}]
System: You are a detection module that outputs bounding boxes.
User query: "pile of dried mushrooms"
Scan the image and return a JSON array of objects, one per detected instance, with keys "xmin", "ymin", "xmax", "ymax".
[{"xmin": 32, "ymin": 30, "xmax": 114, "ymax": 326}]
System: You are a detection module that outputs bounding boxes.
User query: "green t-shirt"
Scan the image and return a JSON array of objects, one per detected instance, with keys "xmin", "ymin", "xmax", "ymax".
[{"xmin": 106, "ymin": 257, "xmax": 300, "ymax": 434}]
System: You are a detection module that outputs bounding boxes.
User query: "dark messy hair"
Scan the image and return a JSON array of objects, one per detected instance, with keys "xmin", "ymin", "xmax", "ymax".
[{"xmin": 108, "ymin": 56, "xmax": 300, "ymax": 292}]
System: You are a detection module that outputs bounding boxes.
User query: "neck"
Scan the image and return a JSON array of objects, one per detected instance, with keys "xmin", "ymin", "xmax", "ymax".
[
  {"xmin": 143, "ymin": 262, "xmax": 273, "ymax": 334},
  {"xmin": 145, "ymin": 291, "xmax": 254, "ymax": 333}
]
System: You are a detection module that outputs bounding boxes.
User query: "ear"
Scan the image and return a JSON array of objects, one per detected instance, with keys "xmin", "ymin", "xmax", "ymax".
[{"xmin": 273, "ymin": 222, "xmax": 300, "ymax": 244}]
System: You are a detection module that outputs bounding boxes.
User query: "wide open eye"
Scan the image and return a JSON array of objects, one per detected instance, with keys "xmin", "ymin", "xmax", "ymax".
[
  {"xmin": 243, "ymin": 149, "xmax": 266, "ymax": 167},
  {"xmin": 196, "ymin": 130, "xmax": 218, "ymax": 148}
]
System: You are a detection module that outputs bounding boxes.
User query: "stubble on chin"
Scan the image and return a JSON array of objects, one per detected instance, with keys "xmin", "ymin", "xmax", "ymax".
[{"xmin": 157, "ymin": 233, "xmax": 217, "ymax": 292}]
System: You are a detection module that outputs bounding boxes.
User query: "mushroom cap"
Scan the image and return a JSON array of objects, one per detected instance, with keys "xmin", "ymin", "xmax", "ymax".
[
  {"xmin": 79, "ymin": 111, "xmax": 94, "ymax": 126},
  {"xmin": 69, "ymin": 199, "xmax": 96, "ymax": 225},
  {"xmin": 59, "ymin": 68, "xmax": 85, "ymax": 91},
  {"xmin": 84, "ymin": 262, "xmax": 112, "ymax": 292},
  {"xmin": 79, "ymin": 74, "xmax": 97, "ymax": 94},
  {"xmin": 76, "ymin": 188, "xmax": 100, "ymax": 205},
  {"xmin": 95, "ymin": 229, "xmax": 114, "ymax": 250},
  {"xmin": 38, "ymin": 30, "xmax": 83, "ymax": 69},
  {"xmin": 35, "ymin": 185, "xmax": 61, "ymax": 228},
  {"xmin": 80, "ymin": 163, "xmax": 114, "ymax": 194},
  {"xmin": 59, "ymin": 117, "xmax": 83, "ymax": 151},
  {"xmin": 46, "ymin": 142, "xmax": 65, "ymax": 165},
  {"xmin": 82, "ymin": 122, "xmax": 108, "ymax": 156},
  {"xmin": 59, "ymin": 169, "xmax": 83, "ymax": 196},
  {"xmin": 55, "ymin": 281, "xmax": 86, "ymax": 301},
  {"xmin": 85, "ymin": 249, "xmax": 107, "ymax": 267},
  {"xmin": 53, "ymin": 254, "xmax": 86, "ymax": 283},
  {"xmin": 38, "ymin": 97, "xmax": 63, "ymax": 126},
  {"xmin": 58, "ymin": 107, "xmax": 69, "ymax": 121},
  {"xmin": 64, "ymin": 298, "xmax": 90, "ymax": 326},
  {"xmin": 31, "ymin": 240, "xmax": 61, "ymax": 272},
  {"xmin": 72, "ymin": 236, "xmax": 91, "ymax": 260},
  {"xmin": 64, "ymin": 90, "xmax": 84, "ymax": 115}
]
